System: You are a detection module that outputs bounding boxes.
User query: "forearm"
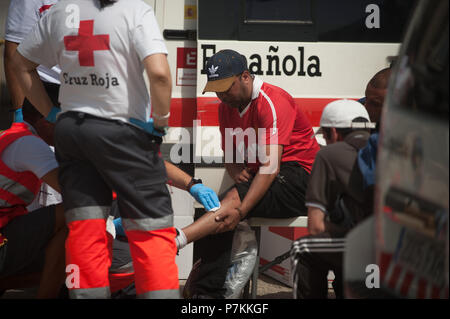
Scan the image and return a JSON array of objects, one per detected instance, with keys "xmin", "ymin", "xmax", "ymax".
[
  {"xmin": 13, "ymin": 51, "xmax": 53, "ymax": 117},
  {"xmin": 238, "ymin": 171, "xmax": 277, "ymax": 218},
  {"xmin": 149, "ymin": 75, "xmax": 171, "ymax": 117},
  {"xmin": 144, "ymin": 53, "xmax": 172, "ymax": 128},
  {"xmin": 40, "ymin": 168, "xmax": 61, "ymax": 194},
  {"xmin": 238, "ymin": 144, "xmax": 282, "ymax": 216},
  {"xmin": 164, "ymin": 161, "xmax": 191, "ymax": 190},
  {"xmin": 4, "ymin": 41, "xmax": 25, "ymax": 109},
  {"xmin": 307, "ymin": 206, "xmax": 326, "ymax": 235}
]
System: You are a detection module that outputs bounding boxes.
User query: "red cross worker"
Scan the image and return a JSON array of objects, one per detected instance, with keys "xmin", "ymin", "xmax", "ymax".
[{"xmin": 12, "ymin": 0, "xmax": 178, "ymax": 299}]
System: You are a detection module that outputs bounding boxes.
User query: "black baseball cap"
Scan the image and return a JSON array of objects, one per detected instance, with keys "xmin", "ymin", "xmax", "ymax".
[{"xmin": 202, "ymin": 49, "xmax": 248, "ymax": 94}]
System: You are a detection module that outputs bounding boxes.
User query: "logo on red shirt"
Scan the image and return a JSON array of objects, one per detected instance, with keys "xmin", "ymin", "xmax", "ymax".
[{"xmin": 64, "ymin": 20, "xmax": 110, "ymax": 67}]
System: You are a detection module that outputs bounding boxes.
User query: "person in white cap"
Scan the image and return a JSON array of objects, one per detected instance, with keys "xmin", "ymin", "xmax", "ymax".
[{"xmin": 291, "ymin": 99, "xmax": 375, "ymax": 299}]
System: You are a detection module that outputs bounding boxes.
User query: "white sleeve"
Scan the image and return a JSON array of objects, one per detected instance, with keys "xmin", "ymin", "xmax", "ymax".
[
  {"xmin": 5, "ymin": 0, "xmax": 40, "ymax": 43},
  {"xmin": 132, "ymin": 4, "xmax": 168, "ymax": 61},
  {"xmin": 2, "ymin": 136, "xmax": 58, "ymax": 179},
  {"xmin": 17, "ymin": 11, "xmax": 58, "ymax": 69}
]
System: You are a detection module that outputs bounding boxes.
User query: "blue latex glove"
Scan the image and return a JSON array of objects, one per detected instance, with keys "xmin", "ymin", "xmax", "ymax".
[
  {"xmin": 129, "ymin": 118, "xmax": 166, "ymax": 137},
  {"xmin": 189, "ymin": 184, "xmax": 220, "ymax": 212},
  {"xmin": 46, "ymin": 106, "xmax": 61, "ymax": 123},
  {"xmin": 113, "ymin": 218, "xmax": 126, "ymax": 237},
  {"xmin": 14, "ymin": 108, "xmax": 24, "ymax": 123}
]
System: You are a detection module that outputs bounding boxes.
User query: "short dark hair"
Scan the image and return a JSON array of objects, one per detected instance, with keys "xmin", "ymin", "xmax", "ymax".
[
  {"xmin": 368, "ymin": 67, "xmax": 392, "ymax": 90},
  {"xmin": 98, "ymin": 0, "xmax": 117, "ymax": 8}
]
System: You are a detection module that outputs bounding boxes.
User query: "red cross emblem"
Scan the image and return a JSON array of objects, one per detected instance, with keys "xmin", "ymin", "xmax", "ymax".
[{"xmin": 64, "ymin": 20, "xmax": 110, "ymax": 67}]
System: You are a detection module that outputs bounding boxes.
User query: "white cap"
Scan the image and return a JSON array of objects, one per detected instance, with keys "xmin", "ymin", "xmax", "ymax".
[{"xmin": 320, "ymin": 99, "xmax": 375, "ymax": 129}]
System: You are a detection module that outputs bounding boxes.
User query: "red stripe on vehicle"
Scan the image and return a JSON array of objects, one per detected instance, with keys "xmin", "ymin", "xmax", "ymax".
[
  {"xmin": 167, "ymin": 97, "xmax": 344, "ymax": 127},
  {"xmin": 268, "ymin": 227, "xmax": 309, "ymax": 241},
  {"xmin": 166, "ymin": 98, "xmax": 197, "ymax": 127}
]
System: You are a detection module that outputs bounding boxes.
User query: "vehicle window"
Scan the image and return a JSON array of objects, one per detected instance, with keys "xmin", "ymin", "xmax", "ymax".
[
  {"xmin": 198, "ymin": 0, "xmax": 415, "ymax": 43},
  {"xmin": 316, "ymin": 0, "xmax": 415, "ymax": 42},
  {"xmin": 244, "ymin": 0, "xmax": 313, "ymax": 25}
]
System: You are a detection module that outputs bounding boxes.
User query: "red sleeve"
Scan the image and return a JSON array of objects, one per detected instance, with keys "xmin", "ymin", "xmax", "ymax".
[
  {"xmin": 257, "ymin": 91, "xmax": 295, "ymax": 146},
  {"xmin": 218, "ymin": 103, "xmax": 229, "ymax": 152}
]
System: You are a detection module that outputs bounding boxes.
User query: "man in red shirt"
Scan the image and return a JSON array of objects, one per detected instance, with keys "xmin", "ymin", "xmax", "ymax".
[{"xmin": 180, "ymin": 49, "xmax": 319, "ymax": 298}]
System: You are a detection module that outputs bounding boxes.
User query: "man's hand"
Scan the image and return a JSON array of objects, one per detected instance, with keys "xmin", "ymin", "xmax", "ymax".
[
  {"xmin": 214, "ymin": 207, "xmax": 242, "ymax": 233},
  {"xmin": 189, "ymin": 184, "xmax": 220, "ymax": 212},
  {"xmin": 232, "ymin": 167, "xmax": 254, "ymax": 184},
  {"xmin": 129, "ymin": 117, "xmax": 166, "ymax": 137},
  {"xmin": 307, "ymin": 207, "xmax": 326, "ymax": 235}
]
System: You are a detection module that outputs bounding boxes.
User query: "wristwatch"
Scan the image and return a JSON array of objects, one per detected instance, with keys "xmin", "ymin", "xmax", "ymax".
[{"xmin": 186, "ymin": 178, "xmax": 203, "ymax": 191}]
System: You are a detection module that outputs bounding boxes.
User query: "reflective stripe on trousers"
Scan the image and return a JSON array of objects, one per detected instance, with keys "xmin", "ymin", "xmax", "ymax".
[{"xmin": 69, "ymin": 287, "xmax": 111, "ymax": 299}]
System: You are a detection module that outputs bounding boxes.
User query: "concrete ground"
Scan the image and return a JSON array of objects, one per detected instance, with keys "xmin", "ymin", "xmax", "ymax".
[
  {"xmin": 2, "ymin": 273, "xmax": 335, "ymax": 299},
  {"xmin": 178, "ymin": 273, "xmax": 294, "ymax": 299}
]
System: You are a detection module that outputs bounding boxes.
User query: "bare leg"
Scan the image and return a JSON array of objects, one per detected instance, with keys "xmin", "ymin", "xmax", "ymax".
[
  {"xmin": 182, "ymin": 188, "xmax": 241, "ymax": 244},
  {"xmin": 36, "ymin": 204, "xmax": 68, "ymax": 298}
]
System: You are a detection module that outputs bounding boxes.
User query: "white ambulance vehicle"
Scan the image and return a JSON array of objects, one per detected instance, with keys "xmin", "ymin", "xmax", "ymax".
[
  {"xmin": 145, "ymin": 0, "xmax": 415, "ymax": 283},
  {"xmin": 147, "ymin": 0, "xmax": 413, "ymax": 193}
]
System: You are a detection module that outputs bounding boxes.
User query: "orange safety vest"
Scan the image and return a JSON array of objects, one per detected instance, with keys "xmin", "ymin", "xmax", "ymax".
[{"xmin": 0, "ymin": 123, "xmax": 42, "ymax": 230}]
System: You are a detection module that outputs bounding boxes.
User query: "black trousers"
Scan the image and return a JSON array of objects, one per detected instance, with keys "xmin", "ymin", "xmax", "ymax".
[
  {"xmin": 291, "ymin": 233, "xmax": 346, "ymax": 299},
  {"xmin": 54, "ymin": 111, "xmax": 171, "ymax": 224},
  {"xmin": 190, "ymin": 162, "xmax": 310, "ymax": 298}
]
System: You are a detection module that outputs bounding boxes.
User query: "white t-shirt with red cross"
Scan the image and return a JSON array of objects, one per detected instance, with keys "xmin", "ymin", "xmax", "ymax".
[
  {"xmin": 219, "ymin": 76, "xmax": 320, "ymax": 173},
  {"xmin": 6, "ymin": 0, "xmax": 61, "ymax": 84},
  {"xmin": 17, "ymin": 0, "xmax": 168, "ymax": 123}
]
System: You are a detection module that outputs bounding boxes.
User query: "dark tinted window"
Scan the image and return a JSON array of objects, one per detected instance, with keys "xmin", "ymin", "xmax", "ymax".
[
  {"xmin": 198, "ymin": 0, "xmax": 415, "ymax": 43},
  {"xmin": 244, "ymin": 0, "xmax": 312, "ymax": 24},
  {"xmin": 316, "ymin": 0, "xmax": 415, "ymax": 42}
]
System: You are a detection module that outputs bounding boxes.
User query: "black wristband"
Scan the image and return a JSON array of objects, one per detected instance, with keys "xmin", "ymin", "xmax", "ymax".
[{"xmin": 186, "ymin": 178, "xmax": 203, "ymax": 191}]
